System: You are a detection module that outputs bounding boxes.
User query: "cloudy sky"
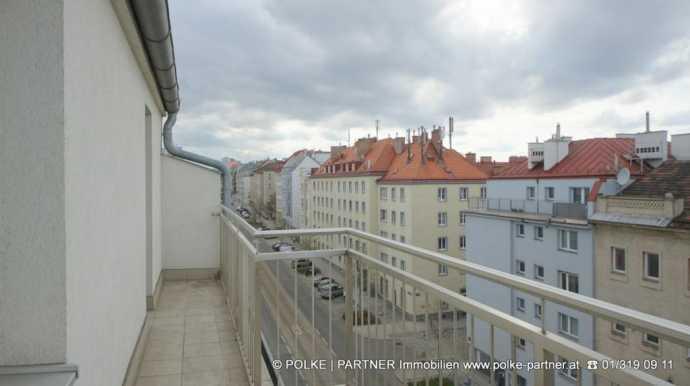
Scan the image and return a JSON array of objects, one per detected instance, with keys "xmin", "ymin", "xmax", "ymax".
[{"xmin": 169, "ymin": 0, "xmax": 690, "ymax": 162}]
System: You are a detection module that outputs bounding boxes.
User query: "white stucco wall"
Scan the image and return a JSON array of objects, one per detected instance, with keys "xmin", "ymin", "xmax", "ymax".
[
  {"xmin": 162, "ymin": 156, "xmax": 221, "ymax": 269},
  {"xmin": 0, "ymin": 0, "xmax": 67, "ymax": 366},
  {"xmin": 62, "ymin": 1, "xmax": 164, "ymax": 385}
]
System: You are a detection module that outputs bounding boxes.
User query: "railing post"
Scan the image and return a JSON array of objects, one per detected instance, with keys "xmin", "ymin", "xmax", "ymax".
[
  {"xmin": 344, "ymin": 251, "xmax": 355, "ymax": 386},
  {"xmin": 252, "ymin": 257, "xmax": 262, "ymax": 385}
]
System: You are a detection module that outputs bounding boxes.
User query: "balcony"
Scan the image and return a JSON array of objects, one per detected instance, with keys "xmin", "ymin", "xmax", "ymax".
[
  {"xmin": 468, "ymin": 198, "xmax": 588, "ymax": 220},
  {"xmin": 218, "ymin": 206, "xmax": 690, "ymax": 386}
]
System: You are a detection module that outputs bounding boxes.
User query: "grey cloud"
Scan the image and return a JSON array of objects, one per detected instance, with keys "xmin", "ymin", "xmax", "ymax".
[{"xmin": 168, "ymin": 0, "xmax": 690, "ymax": 160}]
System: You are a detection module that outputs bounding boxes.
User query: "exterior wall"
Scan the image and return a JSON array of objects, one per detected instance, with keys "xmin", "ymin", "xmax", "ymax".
[
  {"xmin": 308, "ymin": 175, "xmax": 381, "ymax": 268},
  {"xmin": 0, "ymin": 0, "xmax": 67, "ymax": 365},
  {"xmin": 62, "ymin": 1, "xmax": 165, "ymax": 385},
  {"xmin": 594, "ymin": 223, "xmax": 690, "ymax": 383},
  {"xmin": 162, "ymin": 156, "xmax": 221, "ymax": 269},
  {"xmin": 262, "ymin": 171, "xmax": 279, "ymax": 220},
  {"xmin": 465, "ymin": 211, "xmax": 595, "ymax": 386},
  {"xmin": 378, "ymin": 182, "xmax": 484, "ymax": 314},
  {"xmin": 287, "ymin": 157, "xmax": 321, "ymax": 228},
  {"xmin": 488, "ymin": 177, "xmax": 597, "ymax": 203}
]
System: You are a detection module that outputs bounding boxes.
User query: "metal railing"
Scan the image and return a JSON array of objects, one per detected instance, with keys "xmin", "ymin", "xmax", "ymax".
[
  {"xmin": 468, "ymin": 198, "xmax": 587, "ymax": 220},
  {"xmin": 219, "ymin": 205, "xmax": 689, "ymax": 386}
]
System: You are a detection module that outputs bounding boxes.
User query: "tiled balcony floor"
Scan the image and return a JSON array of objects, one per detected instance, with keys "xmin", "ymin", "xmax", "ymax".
[{"xmin": 135, "ymin": 279, "xmax": 250, "ymax": 386}]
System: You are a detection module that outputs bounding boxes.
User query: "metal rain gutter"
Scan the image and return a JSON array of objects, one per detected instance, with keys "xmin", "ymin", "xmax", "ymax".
[{"xmin": 129, "ymin": 0, "xmax": 231, "ymax": 206}]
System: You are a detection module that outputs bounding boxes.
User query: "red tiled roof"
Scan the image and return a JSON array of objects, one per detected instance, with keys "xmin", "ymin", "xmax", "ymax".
[
  {"xmin": 313, "ymin": 138, "xmax": 397, "ymax": 177},
  {"xmin": 493, "ymin": 138, "xmax": 642, "ymax": 179},
  {"xmin": 381, "ymin": 142, "xmax": 487, "ymax": 182},
  {"xmin": 256, "ymin": 160, "xmax": 285, "ymax": 173},
  {"xmin": 621, "ymin": 160, "xmax": 690, "ymax": 228}
]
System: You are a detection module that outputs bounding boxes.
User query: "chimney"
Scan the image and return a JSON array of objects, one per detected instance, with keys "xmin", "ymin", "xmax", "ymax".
[
  {"xmin": 407, "ymin": 129, "xmax": 412, "ymax": 162},
  {"xmin": 431, "ymin": 127, "xmax": 443, "ymax": 158},
  {"xmin": 376, "ymin": 120, "xmax": 380, "ymax": 138},
  {"xmin": 555, "ymin": 123, "xmax": 561, "ymax": 139},
  {"xmin": 420, "ymin": 127, "xmax": 427, "ymax": 164},
  {"xmin": 543, "ymin": 123, "xmax": 571, "ymax": 170},
  {"xmin": 330, "ymin": 145, "xmax": 346, "ymax": 160},
  {"xmin": 448, "ymin": 116, "xmax": 454, "ymax": 150},
  {"xmin": 354, "ymin": 137, "xmax": 376, "ymax": 160},
  {"xmin": 645, "ymin": 111, "xmax": 650, "ymax": 133},
  {"xmin": 393, "ymin": 136, "xmax": 405, "ymax": 154},
  {"xmin": 465, "ymin": 152, "xmax": 476, "ymax": 163}
]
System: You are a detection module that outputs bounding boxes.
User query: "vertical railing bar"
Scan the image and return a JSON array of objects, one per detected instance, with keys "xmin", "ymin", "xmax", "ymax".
[
  {"xmin": 311, "ymin": 255, "xmax": 316, "ymax": 386},
  {"xmin": 412, "ymin": 284, "xmax": 418, "ymax": 385},
  {"xmin": 359, "ymin": 260, "xmax": 365, "ymax": 386},
  {"xmin": 374, "ymin": 267, "xmax": 380, "ymax": 385},
  {"xmin": 489, "ymin": 324, "xmax": 495, "ymax": 386},
  {"xmin": 452, "ymin": 306, "xmax": 458, "ymax": 386},
  {"xmin": 425, "ymin": 292, "xmax": 430, "ymax": 386},
  {"xmin": 328, "ymin": 255, "xmax": 333, "ymax": 386},
  {"xmin": 276, "ymin": 260, "xmax": 280, "ymax": 362},
  {"xmin": 344, "ymin": 251, "xmax": 354, "ymax": 386},
  {"xmin": 293, "ymin": 255, "xmax": 298, "ymax": 386},
  {"xmin": 438, "ymin": 298, "xmax": 442, "ymax": 385},
  {"xmin": 392, "ymin": 274, "xmax": 397, "ymax": 383}
]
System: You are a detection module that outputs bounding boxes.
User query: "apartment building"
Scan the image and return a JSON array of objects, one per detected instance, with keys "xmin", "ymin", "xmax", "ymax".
[
  {"xmin": 248, "ymin": 159, "xmax": 284, "ymax": 221},
  {"xmin": 465, "ymin": 127, "xmax": 646, "ymax": 386},
  {"xmin": 590, "ymin": 156, "xmax": 690, "ymax": 385},
  {"xmin": 308, "ymin": 138, "xmax": 396, "ymax": 264},
  {"xmin": 278, "ymin": 150, "xmax": 329, "ymax": 228},
  {"xmin": 377, "ymin": 129, "xmax": 488, "ymax": 314}
]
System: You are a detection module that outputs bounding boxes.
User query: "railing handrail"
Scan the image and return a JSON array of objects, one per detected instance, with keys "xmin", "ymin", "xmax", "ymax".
[{"xmin": 219, "ymin": 205, "xmax": 690, "ymax": 349}]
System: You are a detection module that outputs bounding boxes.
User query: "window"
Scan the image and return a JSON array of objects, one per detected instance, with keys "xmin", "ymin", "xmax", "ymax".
[
  {"xmin": 544, "ymin": 187, "xmax": 555, "ymax": 201},
  {"xmin": 438, "ymin": 237, "xmax": 448, "ymax": 251},
  {"xmin": 517, "ymin": 338, "xmax": 526, "ymax": 350},
  {"xmin": 355, "ymin": 181, "xmax": 359, "ymax": 193},
  {"xmin": 459, "ymin": 211, "xmax": 466, "ymax": 224},
  {"xmin": 355, "ymin": 201, "xmax": 359, "ymax": 212},
  {"xmin": 559, "ymin": 271, "xmax": 579, "ymax": 293},
  {"xmin": 570, "ymin": 187, "xmax": 590, "ymax": 204},
  {"xmin": 534, "ymin": 265, "xmax": 544, "ymax": 280},
  {"xmin": 526, "ymin": 186, "xmax": 536, "ymax": 200},
  {"xmin": 391, "ymin": 187, "xmax": 397, "ymax": 201},
  {"xmin": 380, "ymin": 187, "xmax": 388, "ymax": 200},
  {"xmin": 349, "ymin": 181, "xmax": 353, "ymax": 193},
  {"xmin": 643, "ymin": 252, "xmax": 660, "ymax": 281},
  {"xmin": 557, "ymin": 357, "xmax": 579, "ymax": 381},
  {"xmin": 480, "ymin": 186, "xmax": 487, "ymax": 199},
  {"xmin": 362, "ymin": 222, "xmax": 366, "ymax": 231},
  {"xmin": 516, "ymin": 297, "xmax": 526, "ymax": 312},
  {"xmin": 437, "ymin": 187, "xmax": 447, "ymax": 202},
  {"xmin": 438, "ymin": 212, "xmax": 447, "ymax": 226},
  {"xmin": 380, "ymin": 253, "xmax": 389, "ymax": 263},
  {"xmin": 459, "ymin": 236, "xmax": 466, "ymax": 249},
  {"xmin": 534, "ymin": 304, "xmax": 543, "ymax": 319},
  {"xmin": 380, "ymin": 209, "xmax": 387, "ymax": 222},
  {"xmin": 361, "ymin": 181, "xmax": 366, "ymax": 194},
  {"xmin": 517, "ymin": 375, "xmax": 527, "ymax": 386},
  {"xmin": 612, "ymin": 321, "xmax": 627, "ymax": 337},
  {"xmin": 362, "ymin": 202, "xmax": 366, "ymax": 213},
  {"xmin": 534, "ymin": 225, "xmax": 544, "ymax": 240},
  {"xmin": 391, "ymin": 256, "xmax": 397, "ymax": 267},
  {"xmin": 459, "ymin": 187, "xmax": 469, "ymax": 200},
  {"xmin": 355, "ymin": 220, "xmax": 359, "ymax": 229},
  {"xmin": 516, "ymin": 223, "xmax": 525, "ymax": 237},
  {"xmin": 391, "ymin": 233, "xmax": 397, "ymax": 241},
  {"xmin": 558, "ymin": 229, "xmax": 578, "ymax": 251},
  {"xmin": 516, "ymin": 260, "xmax": 526, "ymax": 275},
  {"xmin": 438, "ymin": 263, "xmax": 448, "ymax": 276},
  {"xmin": 380, "ymin": 231, "xmax": 388, "ymax": 238},
  {"xmin": 643, "ymin": 333, "xmax": 660, "ymax": 348},
  {"xmin": 611, "ymin": 247, "xmax": 626, "ymax": 273},
  {"xmin": 400, "ymin": 188, "xmax": 406, "ymax": 202},
  {"xmin": 400, "ymin": 211, "xmax": 406, "ymax": 226},
  {"xmin": 558, "ymin": 313, "xmax": 579, "ymax": 338},
  {"xmin": 400, "ymin": 235, "xmax": 406, "ymax": 243},
  {"xmin": 391, "ymin": 211, "xmax": 397, "ymax": 225},
  {"xmin": 400, "ymin": 260, "xmax": 406, "ymax": 271}
]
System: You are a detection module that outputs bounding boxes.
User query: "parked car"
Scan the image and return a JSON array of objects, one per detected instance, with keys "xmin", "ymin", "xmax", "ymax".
[
  {"xmin": 313, "ymin": 276, "xmax": 333, "ymax": 287},
  {"xmin": 291, "ymin": 259, "xmax": 311, "ymax": 269},
  {"xmin": 297, "ymin": 265, "xmax": 321, "ymax": 276},
  {"xmin": 318, "ymin": 283, "xmax": 344, "ymax": 299},
  {"xmin": 315, "ymin": 277, "xmax": 338, "ymax": 289},
  {"xmin": 272, "ymin": 241, "xmax": 294, "ymax": 252},
  {"xmin": 317, "ymin": 280, "xmax": 341, "ymax": 292}
]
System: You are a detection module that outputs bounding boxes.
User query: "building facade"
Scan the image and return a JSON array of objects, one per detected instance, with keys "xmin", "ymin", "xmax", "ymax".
[
  {"xmin": 278, "ymin": 150, "xmax": 329, "ymax": 228},
  {"xmin": 591, "ymin": 160, "xmax": 690, "ymax": 385},
  {"xmin": 465, "ymin": 129, "xmax": 646, "ymax": 386}
]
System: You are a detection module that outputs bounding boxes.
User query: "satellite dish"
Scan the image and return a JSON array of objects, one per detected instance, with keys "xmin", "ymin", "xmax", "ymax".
[{"xmin": 616, "ymin": 167, "xmax": 631, "ymax": 186}]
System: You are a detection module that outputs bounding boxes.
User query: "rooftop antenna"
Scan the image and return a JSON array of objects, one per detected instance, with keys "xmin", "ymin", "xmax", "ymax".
[
  {"xmin": 375, "ymin": 120, "xmax": 380, "ymax": 138},
  {"xmin": 348, "ymin": 128, "xmax": 351, "ymax": 146},
  {"xmin": 645, "ymin": 111, "xmax": 650, "ymax": 132},
  {"xmin": 407, "ymin": 128, "xmax": 412, "ymax": 162},
  {"xmin": 448, "ymin": 116, "xmax": 454, "ymax": 150}
]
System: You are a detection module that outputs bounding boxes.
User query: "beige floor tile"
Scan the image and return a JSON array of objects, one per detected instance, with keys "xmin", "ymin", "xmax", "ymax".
[
  {"xmin": 139, "ymin": 359, "xmax": 182, "ymax": 376},
  {"xmin": 143, "ymin": 342, "xmax": 183, "ymax": 360},
  {"xmin": 135, "ymin": 374, "xmax": 181, "ymax": 386},
  {"xmin": 185, "ymin": 331, "xmax": 220, "ymax": 344},
  {"xmin": 183, "ymin": 356, "xmax": 225, "ymax": 373},
  {"xmin": 181, "ymin": 370, "xmax": 228, "ymax": 386},
  {"xmin": 219, "ymin": 341, "xmax": 240, "ymax": 354},
  {"xmin": 183, "ymin": 342, "xmax": 222, "ymax": 358}
]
